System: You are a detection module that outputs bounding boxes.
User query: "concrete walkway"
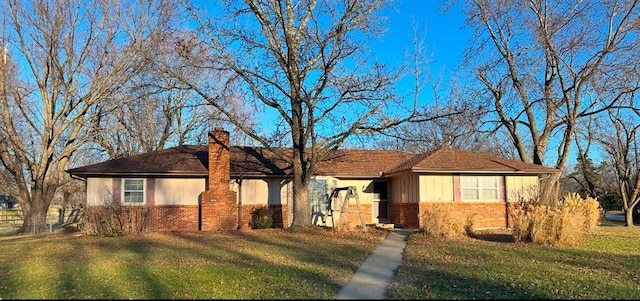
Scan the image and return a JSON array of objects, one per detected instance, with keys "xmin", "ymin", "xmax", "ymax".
[
  {"xmin": 336, "ymin": 228, "xmax": 416, "ymax": 300},
  {"xmin": 337, "ymin": 212, "xmax": 628, "ymax": 299}
]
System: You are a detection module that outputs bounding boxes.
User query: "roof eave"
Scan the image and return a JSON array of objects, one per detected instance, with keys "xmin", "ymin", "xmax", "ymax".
[
  {"xmin": 316, "ymin": 173, "xmax": 386, "ymax": 179},
  {"xmin": 410, "ymin": 168, "xmax": 560, "ymax": 174},
  {"xmin": 66, "ymin": 171, "xmax": 209, "ymax": 178}
]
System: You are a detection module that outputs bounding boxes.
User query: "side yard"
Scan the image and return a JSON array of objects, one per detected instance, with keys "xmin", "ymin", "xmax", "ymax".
[
  {"xmin": 387, "ymin": 219, "xmax": 640, "ymax": 299},
  {"xmin": 0, "ymin": 207, "xmax": 74, "ymax": 235}
]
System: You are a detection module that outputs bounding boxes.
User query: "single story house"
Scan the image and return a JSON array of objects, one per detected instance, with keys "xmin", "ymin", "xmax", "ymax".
[{"xmin": 66, "ymin": 128, "xmax": 560, "ymax": 232}]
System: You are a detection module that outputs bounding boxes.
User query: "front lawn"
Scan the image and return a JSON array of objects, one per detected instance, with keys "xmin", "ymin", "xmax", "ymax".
[
  {"xmin": 387, "ymin": 220, "xmax": 640, "ymax": 299},
  {"xmin": 2, "ymin": 221, "xmax": 639, "ymax": 299},
  {"xmin": 0, "ymin": 227, "xmax": 386, "ymax": 299}
]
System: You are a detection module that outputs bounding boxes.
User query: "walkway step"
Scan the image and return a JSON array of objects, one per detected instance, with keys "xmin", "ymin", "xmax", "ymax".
[{"xmin": 336, "ymin": 229, "xmax": 415, "ymax": 300}]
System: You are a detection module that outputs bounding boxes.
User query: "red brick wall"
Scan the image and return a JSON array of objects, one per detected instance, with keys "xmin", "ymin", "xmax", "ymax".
[
  {"xmin": 345, "ymin": 203, "xmax": 372, "ymax": 226},
  {"xmin": 390, "ymin": 203, "xmax": 420, "ymax": 228},
  {"xmin": 270, "ymin": 204, "xmax": 288, "ymax": 228},
  {"xmin": 146, "ymin": 205, "xmax": 199, "ymax": 231},
  {"xmin": 418, "ymin": 202, "xmax": 517, "ymax": 229},
  {"xmin": 85, "ymin": 205, "xmax": 200, "ymax": 232}
]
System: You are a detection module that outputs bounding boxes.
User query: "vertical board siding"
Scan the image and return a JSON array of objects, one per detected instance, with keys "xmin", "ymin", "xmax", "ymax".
[
  {"xmin": 419, "ymin": 175, "xmax": 454, "ymax": 202},
  {"xmin": 154, "ymin": 178, "xmax": 206, "ymax": 206},
  {"xmin": 506, "ymin": 176, "xmax": 539, "ymax": 202}
]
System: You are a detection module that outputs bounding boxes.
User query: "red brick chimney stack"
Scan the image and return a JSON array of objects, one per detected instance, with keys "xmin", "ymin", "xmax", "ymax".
[
  {"xmin": 208, "ymin": 127, "xmax": 230, "ymax": 191},
  {"xmin": 200, "ymin": 127, "xmax": 237, "ymax": 231}
]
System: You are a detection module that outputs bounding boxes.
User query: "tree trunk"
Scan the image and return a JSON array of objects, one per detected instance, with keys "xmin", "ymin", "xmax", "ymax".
[
  {"xmin": 17, "ymin": 187, "xmax": 53, "ymax": 234},
  {"xmin": 538, "ymin": 172, "xmax": 561, "ymax": 207},
  {"xmin": 624, "ymin": 208, "xmax": 635, "ymax": 227},
  {"xmin": 291, "ymin": 172, "xmax": 311, "ymax": 227}
]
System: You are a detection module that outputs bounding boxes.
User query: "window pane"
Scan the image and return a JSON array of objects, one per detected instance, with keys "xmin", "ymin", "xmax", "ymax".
[
  {"xmin": 482, "ymin": 189, "xmax": 498, "ymax": 200},
  {"xmin": 481, "ymin": 177, "xmax": 498, "ymax": 188},
  {"xmin": 124, "ymin": 179, "xmax": 143, "ymax": 190},
  {"xmin": 462, "ymin": 189, "xmax": 478, "ymax": 200},
  {"xmin": 462, "ymin": 177, "xmax": 478, "ymax": 187},
  {"xmin": 125, "ymin": 192, "xmax": 144, "ymax": 203},
  {"xmin": 123, "ymin": 179, "xmax": 145, "ymax": 204}
]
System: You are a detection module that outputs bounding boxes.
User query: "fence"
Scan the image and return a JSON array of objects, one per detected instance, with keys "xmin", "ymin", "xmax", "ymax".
[{"xmin": 0, "ymin": 207, "xmax": 69, "ymax": 235}]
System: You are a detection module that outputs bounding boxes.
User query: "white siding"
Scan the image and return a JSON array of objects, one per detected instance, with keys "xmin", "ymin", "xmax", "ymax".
[
  {"xmin": 419, "ymin": 175, "xmax": 454, "ymax": 202},
  {"xmin": 231, "ymin": 178, "xmax": 291, "ymax": 205},
  {"xmin": 506, "ymin": 175, "xmax": 539, "ymax": 202},
  {"xmin": 231, "ymin": 179, "xmax": 267, "ymax": 205},
  {"xmin": 86, "ymin": 178, "xmax": 114, "ymax": 206},
  {"xmin": 154, "ymin": 178, "xmax": 205, "ymax": 205}
]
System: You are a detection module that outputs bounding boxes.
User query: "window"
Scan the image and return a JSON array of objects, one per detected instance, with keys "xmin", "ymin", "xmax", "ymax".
[
  {"xmin": 461, "ymin": 176, "xmax": 499, "ymax": 201},
  {"xmin": 123, "ymin": 178, "xmax": 145, "ymax": 205}
]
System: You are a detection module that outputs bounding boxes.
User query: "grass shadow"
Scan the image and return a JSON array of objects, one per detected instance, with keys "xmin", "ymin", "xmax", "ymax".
[{"xmin": 467, "ymin": 229, "xmax": 515, "ymax": 243}]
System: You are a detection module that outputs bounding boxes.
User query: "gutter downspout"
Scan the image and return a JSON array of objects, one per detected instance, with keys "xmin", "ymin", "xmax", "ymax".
[{"xmin": 237, "ymin": 175, "xmax": 243, "ymax": 230}]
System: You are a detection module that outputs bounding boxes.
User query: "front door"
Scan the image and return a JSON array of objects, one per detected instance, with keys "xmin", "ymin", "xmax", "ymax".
[{"xmin": 373, "ymin": 181, "xmax": 389, "ymax": 223}]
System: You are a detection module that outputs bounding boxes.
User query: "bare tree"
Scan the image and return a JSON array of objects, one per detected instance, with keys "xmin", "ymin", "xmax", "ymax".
[
  {"xmin": 172, "ymin": 0, "xmax": 429, "ymax": 226},
  {"xmin": 0, "ymin": 0, "xmax": 176, "ymax": 233},
  {"xmin": 462, "ymin": 0, "xmax": 640, "ymax": 204},
  {"xmin": 88, "ymin": 28, "xmax": 260, "ymax": 160},
  {"xmin": 597, "ymin": 107, "xmax": 640, "ymax": 226}
]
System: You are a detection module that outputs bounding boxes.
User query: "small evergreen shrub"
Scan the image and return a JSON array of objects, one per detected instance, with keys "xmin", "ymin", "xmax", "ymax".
[
  {"xmin": 420, "ymin": 203, "xmax": 467, "ymax": 239},
  {"xmin": 251, "ymin": 206, "xmax": 274, "ymax": 229},
  {"xmin": 598, "ymin": 192, "xmax": 622, "ymax": 211}
]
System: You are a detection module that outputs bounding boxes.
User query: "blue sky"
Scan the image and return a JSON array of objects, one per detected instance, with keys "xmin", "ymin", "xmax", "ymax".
[
  {"xmin": 247, "ymin": 0, "xmax": 474, "ymax": 142},
  {"xmin": 374, "ymin": 1, "xmax": 470, "ymax": 87}
]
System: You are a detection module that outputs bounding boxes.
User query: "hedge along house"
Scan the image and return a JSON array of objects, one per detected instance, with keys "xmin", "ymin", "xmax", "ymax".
[{"xmin": 66, "ymin": 128, "xmax": 561, "ymax": 232}]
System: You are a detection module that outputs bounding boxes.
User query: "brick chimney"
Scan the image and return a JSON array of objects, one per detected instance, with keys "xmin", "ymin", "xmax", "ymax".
[{"xmin": 200, "ymin": 127, "xmax": 238, "ymax": 231}]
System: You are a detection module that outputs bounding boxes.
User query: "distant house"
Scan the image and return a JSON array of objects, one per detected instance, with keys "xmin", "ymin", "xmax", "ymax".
[
  {"xmin": 66, "ymin": 128, "xmax": 560, "ymax": 232},
  {"xmin": 0, "ymin": 194, "xmax": 19, "ymax": 210}
]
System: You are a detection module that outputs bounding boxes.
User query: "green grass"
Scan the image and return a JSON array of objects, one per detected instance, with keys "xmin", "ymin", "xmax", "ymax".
[
  {"xmin": 2, "ymin": 220, "xmax": 639, "ymax": 299},
  {"xmin": 0, "ymin": 227, "xmax": 387, "ymax": 299},
  {"xmin": 387, "ymin": 219, "xmax": 640, "ymax": 299}
]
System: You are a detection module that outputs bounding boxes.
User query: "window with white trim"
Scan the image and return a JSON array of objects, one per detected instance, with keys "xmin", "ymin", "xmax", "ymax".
[
  {"xmin": 123, "ymin": 178, "xmax": 145, "ymax": 205},
  {"xmin": 461, "ymin": 176, "xmax": 499, "ymax": 201}
]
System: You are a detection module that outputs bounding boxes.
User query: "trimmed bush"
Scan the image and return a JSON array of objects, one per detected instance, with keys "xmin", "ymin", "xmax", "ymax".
[
  {"xmin": 420, "ymin": 203, "xmax": 468, "ymax": 239},
  {"xmin": 251, "ymin": 206, "xmax": 274, "ymax": 229}
]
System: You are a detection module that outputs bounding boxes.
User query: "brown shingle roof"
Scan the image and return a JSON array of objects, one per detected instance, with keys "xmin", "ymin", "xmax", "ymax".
[
  {"xmin": 387, "ymin": 147, "xmax": 560, "ymax": 174},
  {"xmin": 66, "ymin": 145, "xmax": 293, "ymax": 178},
  {"xmin": 66, "ymin": 145, "xmax": 559, "ymax": 179},
  {"xmin": 315, "ymin": 149, "xmax": 414, "ymax": 177},
  {"xmin": 67, "ymin": 145, "xmax": 210, "ymax": 177}
]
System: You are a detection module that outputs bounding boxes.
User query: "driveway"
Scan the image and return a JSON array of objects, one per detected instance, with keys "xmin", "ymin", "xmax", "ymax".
[{"xmin": 604, "ymin": 210, "xmax": 625, "ymax": 222}]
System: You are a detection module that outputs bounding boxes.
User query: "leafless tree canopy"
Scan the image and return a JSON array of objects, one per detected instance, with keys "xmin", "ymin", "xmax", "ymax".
[
  {"xmin": 462, "ymin": 0, "xmax": 640, "ymax": 203},
  {"xmin": 0, "ymin": 0, "xmax": 177, "ymax": 233},
  {"xmin": 596, "ymin": 107, "xmax": 640, "ymax": 226},
  {"xmin": 175, "ymin": 0, "xmax": 426, "ymax": 226}
]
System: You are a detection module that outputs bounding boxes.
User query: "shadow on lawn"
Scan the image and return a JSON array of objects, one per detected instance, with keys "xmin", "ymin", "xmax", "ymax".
[{"xmin": 467, "ymin": 229, "xmax": 515, "ymax": 243}]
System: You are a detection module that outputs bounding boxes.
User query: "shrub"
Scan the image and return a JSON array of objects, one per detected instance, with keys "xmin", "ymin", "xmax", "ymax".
[
  {"xmin": 420, "ymin": 203, "xmax": 467, "ymax": 239},
  {"xmin": 80, "ymin": 204, "xmax": 151, "ymax": 236},
  {"xmin": 511, "ymin": 193, "xmax": 602, "ymax": 247},
  {"xmin": 598, "ymin": 191, "xmax": 622, "ymax": 211},
  {"xmin": 251, "ymin": 206, "xmax": 274, "ymax": 229}
]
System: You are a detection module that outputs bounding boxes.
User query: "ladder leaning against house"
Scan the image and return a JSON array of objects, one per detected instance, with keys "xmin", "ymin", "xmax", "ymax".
[{"xmin": 323, "ymin": 186, "xmax": 366, "ymax": 229}]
